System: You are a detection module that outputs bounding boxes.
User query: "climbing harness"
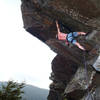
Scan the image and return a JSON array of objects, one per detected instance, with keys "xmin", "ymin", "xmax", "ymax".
[{"xmin": 83, "ymin": 52, "xmax": 94, "ymax": 100}]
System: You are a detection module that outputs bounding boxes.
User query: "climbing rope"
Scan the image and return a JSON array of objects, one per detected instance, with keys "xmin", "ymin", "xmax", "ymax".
[{"xmin": 83, "ymin": 52, "xmax": 94, "ymax": 100}]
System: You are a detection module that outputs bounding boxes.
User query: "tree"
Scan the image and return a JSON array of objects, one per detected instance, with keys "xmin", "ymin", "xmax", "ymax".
[{"xmin": 0, "ymin": 80, "xmax": 25, "ymax": 100}]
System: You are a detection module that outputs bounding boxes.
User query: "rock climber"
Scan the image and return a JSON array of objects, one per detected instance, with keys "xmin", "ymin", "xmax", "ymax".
[{"xmin": 56, "ymin": 20, "xmax": 87, "ymax": 51}]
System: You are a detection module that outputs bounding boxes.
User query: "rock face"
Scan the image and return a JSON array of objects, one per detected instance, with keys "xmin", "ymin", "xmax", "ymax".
[{"xmin": 21, "ymin": 0, "xmax": 100, "ymax": 100}]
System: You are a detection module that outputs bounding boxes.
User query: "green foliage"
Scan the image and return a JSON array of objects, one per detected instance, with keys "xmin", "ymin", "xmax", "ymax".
[
  {"xmin": 0, "ymin": 80, "xmax": 25, "ymax": 100},
  {"xmin": 64, "ymin": 98, "xmax": 67, "ymax": 100}
]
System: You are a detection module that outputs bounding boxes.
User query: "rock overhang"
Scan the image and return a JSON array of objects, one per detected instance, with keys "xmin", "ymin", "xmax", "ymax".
[{"xmin": 21, "ymin": 0, "xmax": 100, "ymax": 99}]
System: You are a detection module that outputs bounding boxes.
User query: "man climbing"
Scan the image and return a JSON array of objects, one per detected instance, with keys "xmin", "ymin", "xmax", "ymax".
[{"xmin": 56, "ymin": 21, "xmax": 87, "ymax": 51}]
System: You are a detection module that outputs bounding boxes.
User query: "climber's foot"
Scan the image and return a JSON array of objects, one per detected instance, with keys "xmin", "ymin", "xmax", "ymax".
[{"xmin": 81, "ymin": 32, "xmax": 87, "ymax": 35}]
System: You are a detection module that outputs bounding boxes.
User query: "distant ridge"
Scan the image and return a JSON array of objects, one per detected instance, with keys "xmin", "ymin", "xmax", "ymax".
[{"xmin": 0, "ymin": 82, "xmax": 49, "ymax": 100}]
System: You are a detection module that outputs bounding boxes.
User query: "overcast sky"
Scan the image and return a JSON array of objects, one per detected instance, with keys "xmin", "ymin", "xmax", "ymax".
[{"xmin": 0, "ymin": 0, "xmax": 56, "ymax": 89}]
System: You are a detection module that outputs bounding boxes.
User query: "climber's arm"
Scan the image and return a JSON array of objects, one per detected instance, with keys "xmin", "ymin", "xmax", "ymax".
[
  {"xmin": 56, "ymin": 21, "xmax": 60, "ymax": 34},
  {"xmin": 75, "ymin": 42, "xmax": 85, "ymax": 51}
]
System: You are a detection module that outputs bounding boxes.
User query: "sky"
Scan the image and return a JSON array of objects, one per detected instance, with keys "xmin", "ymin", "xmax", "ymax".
[{"xmin": 0, "ymin": 0, "xmax": 56, "ymax": 89}]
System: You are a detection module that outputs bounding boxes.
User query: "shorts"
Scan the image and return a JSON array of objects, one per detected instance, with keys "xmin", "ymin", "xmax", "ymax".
[{"xmin": 67, "ymin": 32, "xmax": 78, "ymax": 45}]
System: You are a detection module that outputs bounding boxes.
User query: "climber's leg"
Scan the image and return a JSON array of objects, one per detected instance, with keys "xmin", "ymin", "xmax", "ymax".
[
  {"xmin": 77, "ymin": 32, "xmax": 87, "ymax": 35},
  {"xmin": 72, "ymin": 32, "xmax": 87, "ymax": 37},
  {"xmin": 72, "ymin": 32, "xmax": 78, "ymax": 37}
]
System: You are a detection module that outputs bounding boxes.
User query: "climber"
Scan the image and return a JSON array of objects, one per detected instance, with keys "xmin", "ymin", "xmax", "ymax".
[{"xmin": 56, "ymin": 20, "xmax": 87, "ymax": 51}]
